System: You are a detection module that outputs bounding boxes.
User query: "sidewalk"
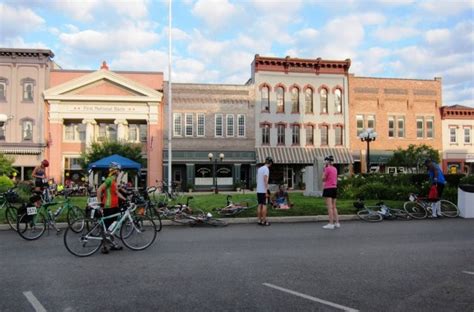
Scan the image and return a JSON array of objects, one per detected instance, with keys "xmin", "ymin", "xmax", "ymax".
[{"xmin": 0, "ymin": 214, "xmax": 359, "ymax": 231}]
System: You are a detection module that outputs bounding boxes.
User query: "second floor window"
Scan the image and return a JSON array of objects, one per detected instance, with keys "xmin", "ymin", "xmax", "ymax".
[
  {"xmin": 416, "ymin": 118, "xmax": 424, "ymax": 138},
  {"xmin": 277, "ymin": 124, "xmax": 285, "ymax": 145},
  {"xmin": 261, "ymin": 86, "xmax": 270, "ymax": 112},
  {"xmin": 173, "ymin": 113, "xmax": 182, "ymax": 136},
  {"xmin": 0, "ymin": 78, "xmax": 7, "ymax": 100},
  {"xmin": 450, "ymin": 128, "xmax": 457, "ymax": 143},
  {"xmin": 197, "ymin": 113, "xmax": 205, "ymax": 136},
  {"xmin": 98, "ymin": 123, "xmax": 117, "ymax": 141},
  {"xmin": 320, "ymin": 88, "xmax": 328, "ymax": 114},
  {"xmin": 465, "ymin": 128, "xmax": 471, "ymax": 144},
  {"xmin": 291, "ymin": 87, "xmax": 299, "ymax": 113},
  {"xmin": 334, "ymin": 89, "xmax": 342, "ymax": 113},
  {"xmin": 426, "ymin": 117, "xmax": 434, "ymax": 138},
  {"xmin": 64, "ymin": 121, "xmax": 85, "ymax": 141},
  {"xmin": 388, "ymin": 116, "xmax": 405, "ymax": 138},
  {"xmin": 320, "ymin": 125, "xmax": 328, "ymax": 145},
  {"xmin": 21, "ymin": 78, "xmax": 35, "ymax": 101},
  {"xmin": 292, "ymin": 125, "xmax": 300, "ymax": 145},
  {"xmin": 215, "ymin": 114, "xmax": 223, "ymax": 137},
  {"xmin": 335, "ymin": 125, "xmax": 343, "ymax": 145},
  {"xmin": 185, "ymin": 113, "xmax": 193, "ymax": 136},
  {"xmin": 306, "ymin": 125, "xmax": 314, "ymax": 145},
  {"xmin": 0, "ymin": 124, "xmax": 5, "ymax": 141},
  {"xmin": 356, "ymin": 115, "xmax": 364, "ymax": 136},
  {"xmin": 22, "ymin": 120, "xmax": 33, "ymax": 141},
  {"xmin": 276, "ymin": 87, "xmax": 285, "ymax": 113},
  {"xmin": 237, "ymin": 114, "xmax": 245, "ymax": 137},
  {"xmin": 227, "ymin": 114, "xmax": 234, "ymax": 137},
  {"xmin": 262, "ymin": 125, "xmax": 270, "ymax": 145},
  {"xmin": 305, "ymin": 88, "xmax": 313, "ymax": 113}
]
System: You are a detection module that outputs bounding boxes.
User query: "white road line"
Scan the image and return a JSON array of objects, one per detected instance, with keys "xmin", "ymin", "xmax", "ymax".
[
  {"xmin": 263, "ymin": 283, "xmax": 359, "ymax": 312},
  {"xmin": 462, "ymin": 271, "xmax": 474, "ymax": 275},
  {"xmin": 23, "ymin": 291, "xmax": 47, "ymax": 312}
]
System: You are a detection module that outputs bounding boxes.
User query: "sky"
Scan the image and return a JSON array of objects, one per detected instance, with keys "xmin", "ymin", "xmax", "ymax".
[{"xmin": 0, "ymin": 0, "xmax": 473, "ymax": 107}]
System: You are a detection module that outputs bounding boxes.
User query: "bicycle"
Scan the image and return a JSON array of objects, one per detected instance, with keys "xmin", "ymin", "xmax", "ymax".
[
  {"xmin": 403, "ymin": 193, "xmax": 459, "ymax": 219},
  {"xmin": 155, "ymin": 180, "xmax": 183, "ymax": 202},
  {"xmin": 63, "ymin": 202, "xmax": 157, "ymax": 257},
  {"xmin": 213, "ymin": 195, "xmax": 258, "ymax": 217},
  {"xmin": 121, "ymin": 186, "xmax": 163, "ymax": 232},
  {"xmin": 16, "ymin": 190, "xmax": 83, "ymax": 240},
  {"xmin": 2, "ymin": 187, "xmax": 22, "ymax": 231},
  {"xmin": 354, "ymin": 199, "xmax": 410, "ymax": 222},
  {"xmin": 164, "ymin": 196, "xmax": 228, "ymax": 227}
]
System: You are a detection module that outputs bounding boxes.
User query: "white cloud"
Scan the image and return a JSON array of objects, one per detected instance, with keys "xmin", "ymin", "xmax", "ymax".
[
  {"xmin": 295, "ymin": 28, "xmax": 319, "ymax": 41},
  {"xmin": 192, "ymin": 0, "xmax": 242, "ymax": 31},
  {"xmin": 0, "ymin": 3, "xmax": 45, "ymax": 38},
  {"xmin": 419, "ymin": 0, "xmax": 474, "ymax": 16},
  {"xmin": 425, "ymin": 28, "xmax": 451, "ymax": 45},
  {"xmin": 110, "ymin": 50, "xmax": 168, "ymax": 72},
  {"xmin": 0, "ymin": 36, "xmax": 48, "ymax": 49},
  {"xmin": 108, "ymin": 0, "xmax": 149, "ymax": 19},
  {"xmin": 374, "ymin": 26, "xmax": 419, "ymax": 42}
]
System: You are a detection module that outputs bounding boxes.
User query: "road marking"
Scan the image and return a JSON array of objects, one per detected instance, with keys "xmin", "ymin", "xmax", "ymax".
[
  {"xmin": 263, "ymin": 283, "xmax": 359, "ymax": 312},
  {"xmin": 23, "ymin": 291, "xmax": 47, "ymax": 312},
  {"xmin": 462, "ymin": 271, "xmax": 474, "ymax": 275}
]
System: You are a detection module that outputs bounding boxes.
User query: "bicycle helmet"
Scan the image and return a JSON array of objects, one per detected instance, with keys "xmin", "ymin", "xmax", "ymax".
[
  {"xmin": 41, "ymin": 159, "xmax": 49, "ymax": 167},
  {"xmin": 324, "ymin": 155, "xmax": 334, "ymax": 162},
  {"xmin": 108, "ymin": 162, "xmax": 121, "ymax": 175},
  {"xmin": 265, "ymin": 156, "xmax": 273, "ymax": 165}
]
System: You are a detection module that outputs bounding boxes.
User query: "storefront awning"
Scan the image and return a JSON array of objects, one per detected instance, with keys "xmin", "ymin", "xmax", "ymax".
[
  {"xmin": 369, "ymin": 151, "xmax": 394, "ymax": 164},
  {"xmin": 0, "ymin": 147, "xmax": 42, "ymax": 155},
  {"xmin": 256, "ymin": 147, "xmax": 353, "ymax": 164}
]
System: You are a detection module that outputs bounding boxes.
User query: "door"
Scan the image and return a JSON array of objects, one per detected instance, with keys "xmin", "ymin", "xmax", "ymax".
[{"xmin": 284, "ymin": 167, "xmax": 294, "ymax": 189}]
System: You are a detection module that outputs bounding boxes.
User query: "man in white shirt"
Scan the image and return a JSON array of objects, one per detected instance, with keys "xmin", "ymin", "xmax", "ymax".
[{"xmin": 256, "ymin": 157, "xmax": 273, "ymax": 226}]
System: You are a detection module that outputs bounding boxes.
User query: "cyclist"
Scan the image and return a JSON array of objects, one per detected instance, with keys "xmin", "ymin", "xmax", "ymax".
[
  {"xmin": 32, "ymin": 159, "xmax": 49, "ymax": 192},
  {"xmin": 424, "ymin": 159, "xmax": 446, "ymax": 218},
  {"xmin": 97, "ymin": 162, "xmax": 126, "ymax": 253}
]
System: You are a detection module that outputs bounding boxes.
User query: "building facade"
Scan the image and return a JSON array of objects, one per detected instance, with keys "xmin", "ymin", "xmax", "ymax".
[
  {"xmin": 0, "ymin": 48, "xmax": 55, "ymax": 180},
  {"xmin": 43, "ymin": 62, "xmax": 164, "ymax": 187},
  {"xmin": 250, "ymin": 55, "xmax": 353, "ymax": 188},
  {"xmin": 440, "ymin": 105, "xmax": 474, "ymax": 174},
  {"xmin": 348, "ymin": 75, "xmax": 443, "ymax": 173},
  {"xmin": 163, "ymin": 83, "xmax": 255, "ymax": 191}
]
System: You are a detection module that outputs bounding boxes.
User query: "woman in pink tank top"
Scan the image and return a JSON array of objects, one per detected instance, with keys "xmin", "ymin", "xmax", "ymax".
[{"xmin": 321, "ymin": 156, "xmax": 340, "ymax": 230}]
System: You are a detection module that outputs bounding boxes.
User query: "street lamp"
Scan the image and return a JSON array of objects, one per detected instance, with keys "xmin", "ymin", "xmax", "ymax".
[
  {"xmin": 208, "ymin": 152, "xmax": 224, "ymax": 194},
  {"xmin": 359, "ymin": 128, "xmax": 377, "ymax": 173}
]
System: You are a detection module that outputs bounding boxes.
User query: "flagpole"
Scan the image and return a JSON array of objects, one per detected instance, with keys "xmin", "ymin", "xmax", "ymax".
[{"xmin": 167, "ymin": 0, "xmax": 173, "ymax": 194}]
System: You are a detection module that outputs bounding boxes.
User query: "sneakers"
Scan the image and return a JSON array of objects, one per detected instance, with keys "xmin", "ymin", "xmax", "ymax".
[
  {"xmin": 322, "ymin": 223, "xmax": 335, "ymax": 230},
  {"xmin": 334, "ymin": 222, "xmax": 341, "ymax": 229}
]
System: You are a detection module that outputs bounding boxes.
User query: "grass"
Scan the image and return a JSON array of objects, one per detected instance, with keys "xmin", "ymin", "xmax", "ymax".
[{"xmin": 0, "ymin": 192, "xmax": 407, "ymax": 224}]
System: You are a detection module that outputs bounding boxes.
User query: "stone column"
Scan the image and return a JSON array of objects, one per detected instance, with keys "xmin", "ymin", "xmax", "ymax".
[
  {"xmin": 82, "ymin": 119, "xmax": 97, "ymax": 147},
  {"xmin": 115, "ymin": 119, "xmax": 128, "ymax": 141}
]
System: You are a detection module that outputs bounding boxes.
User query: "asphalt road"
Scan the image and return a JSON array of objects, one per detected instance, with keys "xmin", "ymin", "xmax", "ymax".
[{"xmin": 1, "ymin": 218, "xmax": 473, "ymax": 312}]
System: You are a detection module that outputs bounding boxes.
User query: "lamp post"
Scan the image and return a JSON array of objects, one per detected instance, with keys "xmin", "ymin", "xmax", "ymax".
[
  {"xmin": 208, "ymin": 152, "xmax": 224, "ymax": 194},
  {"xmin": 359, "ymin": 128, "xmax": 377, "ymax": 173}
]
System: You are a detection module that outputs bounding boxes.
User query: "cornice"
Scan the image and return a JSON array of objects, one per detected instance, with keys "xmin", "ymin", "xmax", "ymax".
[{"xmin": 253, "ymin": 55, "xmax": 351, "ymax": 75}]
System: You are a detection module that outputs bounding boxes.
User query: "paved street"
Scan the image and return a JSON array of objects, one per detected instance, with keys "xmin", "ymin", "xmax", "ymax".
[{"xmin": 1, "ymin": 218, "xmax": 473, "ymax": 312}]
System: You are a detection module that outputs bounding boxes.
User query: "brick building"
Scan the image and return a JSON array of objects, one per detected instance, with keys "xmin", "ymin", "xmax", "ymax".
[{"xmin": 348, "ymin": 75, "xmax": 443, "ymax": 173}]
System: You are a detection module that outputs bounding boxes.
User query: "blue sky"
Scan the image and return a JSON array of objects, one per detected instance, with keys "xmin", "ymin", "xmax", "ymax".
[{"xmin": 1, "ymin": 0, "xmax": 473, "ymax": 107}]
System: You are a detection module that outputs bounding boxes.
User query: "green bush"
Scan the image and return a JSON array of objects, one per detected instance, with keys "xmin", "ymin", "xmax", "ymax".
[
  {"xmin": 0, "ymin": 175, "xmax": 14, "ymax": 193},
  {"xmin": 444, "ymin": 174, "xmax": 466, "ymax": 188},
  {"xmin": 442, "ymin": 186, "xmax": 458, "ymax": 203},
  {"xmin": 460, "ymin": 175, "xmax": 474, "ymax": 185}
]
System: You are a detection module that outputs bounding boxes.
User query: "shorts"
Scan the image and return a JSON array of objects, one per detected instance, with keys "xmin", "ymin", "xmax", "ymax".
[
  {"xmin": 257, "ymin": 193, "xmax": 267, "ymax": 205},
  {"xmin": 322, "ymin": 188, "xmax": 337, "ymax": 199},
  {"xmin": 35, "ymin": 178, "xmax": 47, "ymax": 188}
]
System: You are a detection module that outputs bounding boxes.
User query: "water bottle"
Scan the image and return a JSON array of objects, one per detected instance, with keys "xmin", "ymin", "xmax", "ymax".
[
  {"xmin": 54, "ymin": 207, "xmax": 61, "ymax": 217},
  {"xmin": 108, "ymin": 221, "xmax": 117, "ymax": 232},
  {"xmin": 48, "ymin": 210, "xmax": 53, "ymax": 219}
]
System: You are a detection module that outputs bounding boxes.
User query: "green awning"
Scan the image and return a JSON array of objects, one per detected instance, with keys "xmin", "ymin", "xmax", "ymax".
[{"xmin": 369, "ymin": 151, "xmax": 393, "ymax": 164}]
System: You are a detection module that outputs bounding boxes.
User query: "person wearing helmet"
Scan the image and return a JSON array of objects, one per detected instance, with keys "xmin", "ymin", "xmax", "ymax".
[
  {"xmin": 96, "ymin": 162, "xmax": 126, "ymax": 253},
  {"xmin": 322, "ymin": 155, "xmax": 340, "ymax": 230},
  {"xmin": 256, "ymin": 156, "xmax": 273, "ymax": 226},
  {"xmin": 424, "ymin": 159, "xmax": 446, "ymax": 218},
  {"xmin": 32, "ymin": 159, "xmax": 49, "ymax": 192}
]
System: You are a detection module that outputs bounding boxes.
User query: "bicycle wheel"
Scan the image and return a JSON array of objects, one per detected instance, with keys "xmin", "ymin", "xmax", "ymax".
[
  {"xmin": 64, "ymin": 219, "xmax": 103, "ymax": 257},
  {"xmin": 17, "ymin": 212, "xmax": 46, "ymax": 240},
  {"xmin": 172, "ymin": 213, "xmax": 196, "ymax": 225},
  {"xmin": 5, "ymin": 205, "xmax": 18, "ymax": 231},
  {"xmin": 390, "ymin": 208, "xmax": 411, "ymax": 220},
  {"xmin": 403, "ymin": 201, "xmax": 427, "ymax": 219},
  {"xmin": 204, "ymin": 217, "xmax": 228, "ymax": 227},
  {"xmin": 120, "ymin": 215, "xmax": 157, "ymax": 251},
  {"xmin": 439, "ymin": 200, "xmax": 459, "ymax": 218},
  {"xmin": 67, "ymin": 205, "xmax": 84, "ymax": 231},
  {"xmin": 146, "ymin": 203, "xmax": 162, "ymax": 232},
  {"xmin": 357, "ymin": 209, "xmax": 383, "ymax": 222}
]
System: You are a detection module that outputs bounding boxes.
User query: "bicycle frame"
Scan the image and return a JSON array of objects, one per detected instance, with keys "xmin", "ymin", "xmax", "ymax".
[{"xmin": 85, "ymin": 204, "xmax": 139, "ymax": 242}]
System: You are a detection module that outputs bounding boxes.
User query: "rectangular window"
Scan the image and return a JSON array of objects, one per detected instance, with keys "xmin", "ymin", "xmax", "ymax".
[
  {"xmin": 237, "ymin": 114, "xmax": 245, "ymax": 137},
  {"xmin": 426, "ymin": 117, "xmax": 434, "ymax": 139},
  {"xmin": 173, "ymin": 113, "xmax": 182, "ymax": 136},
  {"xmin": 226, "ymin": 114, "xmax": 234, "ymax": 137},
  {"xmin": 23, "ymin": 83, "xmax": 34, "ymax": 101},
  {"xmin": 0, "ymin": 81, "xmax": 6, "ymax": 100},
  {"xmin": 139, "ymin": 124, "xmax": 147, "ymax": 142},
  {"xmin": 464, "ymin": 128, "xmax": 471, "ymax": 144},
  {"xmin": 277, "ymin": 125, "xmax": 285, "ymax": 145},
  {"xmin": 0, "ymin": 124, "xmax": 5, "ymax": 141},
  {"xmin": 22, "ymin": 120, "xmax": 33, "ymax": 141},
  {"xmin": 335, "ymin": 126, "xmax": 343, "ymax": 145},
  {"xmin": 356, "ymin": 115, "xmax": 364, "ymax": 136},
  {"xmin": 215, "ymin": 114, "xmax": 223, "ymax": 137},
  {"xmin": 388, "ymin": 116, "xmax": 395, "ymax": 138},
  {"xmin": 197, "ymin": 113, "xmax": 205, "ymax": 137},
  {"xmin": 292, "ymin": 125, "xmax": 300, "ymax": 145},
  {"xmin": 262, "ymin": 125, "xmax": 270, "ymax": 145},
  {"xmin": 397, "ymin": 117, "xmax": 405, "ymax": 138},
  {"xmin": 416, "ymin": 117, "xmax": 424, "ymax": 138},
  {"xmin": 321, "ymin": 126, "xmax": 328, "ymax": 145},
  {"xmin": 367, "ymin": 115, "xmax": 375, "ymax": 130},
  {"xmin": 306, "ymin": 126, "xmax": 314, "ymax": 145},
  {"xmin": 64, "ymin": 121, "xmax": 85, "ymax": 142},
  {"xmin": 450, "ymin": 127, "xmax": 457, "ymax": 143},
  {"xmin": 128, "ymin": 124, "xmax": 138, "ymax": 141},
  {"xmin": 185, "ymin": 113, "xmax": 193, "ymax": 137}
]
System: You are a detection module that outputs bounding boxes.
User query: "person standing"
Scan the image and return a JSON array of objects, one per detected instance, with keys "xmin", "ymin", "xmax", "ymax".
[
  {"xmin": 32, "ymin": 159, "xmax": 49, "ymax": 192},
  {"xmin": 97, "ymin": 162, "xmax": 126, "ymax": 253},
  {"xmin": 322, "ymin": 155, "xmax": 340, "ymax": 229},
  {"xmin": 424, "ymin": 159, "xmax": 446, "ymax": 218},
  {"xmin": 256, "ymin": 157, "xmax": 273, "ymax": 226}
]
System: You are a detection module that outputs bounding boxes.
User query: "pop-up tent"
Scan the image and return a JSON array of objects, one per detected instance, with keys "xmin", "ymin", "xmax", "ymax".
[{"xmin": 87, "ymin": 154, "xmax": 142, "ymax": 171}]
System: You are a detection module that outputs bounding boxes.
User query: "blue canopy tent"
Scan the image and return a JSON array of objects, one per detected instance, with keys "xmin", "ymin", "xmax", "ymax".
[{"xmin": 87, "ymin": 154, "xmax": 142, "ymax": 171}]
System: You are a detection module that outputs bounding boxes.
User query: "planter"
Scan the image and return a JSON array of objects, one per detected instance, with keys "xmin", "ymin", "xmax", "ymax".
[{"xmin": 458, "ymin": 184, "xmax": 474, "ymax": 218}]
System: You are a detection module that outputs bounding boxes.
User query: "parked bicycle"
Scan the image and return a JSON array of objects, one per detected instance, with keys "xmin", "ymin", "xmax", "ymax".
[
  {"xmin": 354, "ymin": 199, "xmax": 410, "ymax": 222},
  {"xmin": 2, "ymin": 187, "xmax": 22, "ymax": 231},
  {"xmin": 64, "ymin": 201, "xmax": 157, "ymax": 257},
  {"xmin": 16, "ymin": 190, "xmax": 83, "ymax": 240},
  {"xmin": 213, "ymin": 195, "xmax": 258, "ymax": 217},
  {"xmin": 403, "ymin": 193, "xmax": 459, "ymax": 219},
  {"xmin": 154, "ymin": 180, "xmax": 183, "ymax": 202}
]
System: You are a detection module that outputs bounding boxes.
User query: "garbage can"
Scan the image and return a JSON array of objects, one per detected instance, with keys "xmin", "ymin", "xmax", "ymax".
[{"xmin": 458, "ymin": 184, "xmax": 474, "ymax": 218}]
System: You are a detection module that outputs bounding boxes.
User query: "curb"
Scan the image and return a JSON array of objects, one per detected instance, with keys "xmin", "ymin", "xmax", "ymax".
[{"xmin": 0, "ymin": 215, "xmax": 359, "ymax": 231}]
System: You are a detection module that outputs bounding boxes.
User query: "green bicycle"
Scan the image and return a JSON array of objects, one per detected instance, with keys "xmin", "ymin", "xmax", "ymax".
[
  {"xmin": 16, "ymin": 190, "xmax": 83, "ymax": 240},
  {"xmin": 1, "ymin": 187, "xmax": 22, "ymax": 231}
]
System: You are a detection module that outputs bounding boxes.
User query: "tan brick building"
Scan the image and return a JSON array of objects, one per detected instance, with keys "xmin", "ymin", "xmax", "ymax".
[{"xmin": 349, "ymin": 75, "xmax": 443, "ymax": 173}]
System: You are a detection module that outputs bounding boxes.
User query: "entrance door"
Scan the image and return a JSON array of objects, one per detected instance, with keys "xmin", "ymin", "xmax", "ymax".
[
  {"xmin": 284, "ymin": 167, "xmax": 294, "ymax": 189},
  {"xmin": 173, "ymin": 167, "xmax": 184, "ymax": 191}
]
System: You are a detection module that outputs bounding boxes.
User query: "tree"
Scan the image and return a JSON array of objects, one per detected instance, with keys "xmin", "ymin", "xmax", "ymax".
[
  {"xmin": 387, "ymin": 144, "xmax": 440, "ymax": 173},
  {"xmin": 79, "ymin": 140, "xmax": 144, "ymax": 169},
  {"xmin": 0, "ymin": 153, "xmax": 15, "ymax": 176}
]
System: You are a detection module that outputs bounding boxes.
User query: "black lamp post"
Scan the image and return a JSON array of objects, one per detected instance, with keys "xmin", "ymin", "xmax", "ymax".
[
  {"xmin": 208, "ymin": 152, "xmax": 224, "ymax": 194},
  {"xmin": 359, "ymin": 129, "xmax": 377, "ymax": 173}
]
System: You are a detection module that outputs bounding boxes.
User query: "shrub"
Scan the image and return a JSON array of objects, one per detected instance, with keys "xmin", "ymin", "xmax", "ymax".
[
  {"xmin": 442, "ymin": 186, "xmax": 458, "ymax": 203},
  {"xmin": 459, "ymin": 175, "xmax": 474, "ymax": 185},
  {"xmin": 0, "ymin": 175, "xmax": 14, "ymax": 193},
  {"xmin": 444, "ymin": 174, "xmax": 465, "ymax": 188}
]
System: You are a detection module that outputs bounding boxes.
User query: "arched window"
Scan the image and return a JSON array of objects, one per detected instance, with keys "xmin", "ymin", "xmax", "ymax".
[
  {"xmin": 277, "ymin": 124, "xmax": 285, "ymax": 145},
  {"xmin": 320, "ymin": 88, "xmax": 328, "ymax": 114},
  {"xmin": 291, "ymin": 87, "xmax": 299, "ymax": 113},
  {"xmin": 261, "ymin": 124, "xmax": 270, "ymax": 145},
  {"xmin": 335, "ymin": 89, "xmax": 342, "ymax": 113},
  {"xmin": 276, "ymin": 87, "xmax": 285, "ymax": 113},
  {"xmin": 21, "ymin": 78, "xmax": 35, "ymax": 101},
  {"xmin": 292, "ymin": 124, "xmax": 300, "ymax": 145},
  {"xmin": 261, "ymin": 86, "xmax": 270, "ymax": 112},
  {"xmin": 305, "ymin": 88, "xmax": 313, "ymax": 113},
  {"xmin": 21, "ymin": 119, "xmax": 34, "ymax": 141}
]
